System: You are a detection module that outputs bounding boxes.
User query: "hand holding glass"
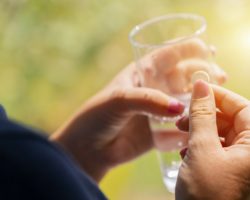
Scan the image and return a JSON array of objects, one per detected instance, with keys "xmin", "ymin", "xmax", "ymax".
[{"xmin": 129, "ymin": 13, "xmax": 226, "ymax": 193}]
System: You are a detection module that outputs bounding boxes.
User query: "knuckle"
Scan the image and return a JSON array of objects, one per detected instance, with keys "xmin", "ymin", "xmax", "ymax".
[
  {"xmin": 191, "ymin": 109, "xmax": 214, "ymax": 117},
  {"xmin": 190, "ymin": 103, "xmax": 214, "ymax": 119},
  {"xmin": 143, "ymin": 91, "xmax": 153, "ymax": 101},
  {"xmin": 235, "ymin": 131, "xmax": 250, "ymax": 145},
  {"xmin": 236, "ymin": 138, "xmax": 250, "ymax": 146},
  {"xmin": 188, "ymin": 139, "xmax": 200, "ymax": 149},
  {"xmin": 143, "ymin": 89, "xmax": 166, "ymax": 102},
  {"xmin": 111, "ymin": 88, "xmax": 126, "ymax": 99},
  {"xmin": 110, "ymin": 88, "xmax": 127, "ymax": 108},
  {"xmin": 187, "ymin": 138, "xmax": 210, "ymax": 155}
]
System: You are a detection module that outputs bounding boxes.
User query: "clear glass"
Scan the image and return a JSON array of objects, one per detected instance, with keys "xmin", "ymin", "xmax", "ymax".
[{"xmin": 129, "ymin": 13, "xmax": 215, "ymax": 193}]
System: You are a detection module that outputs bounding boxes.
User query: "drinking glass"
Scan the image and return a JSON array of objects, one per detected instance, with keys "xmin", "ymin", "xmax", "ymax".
[{"xmin": 129, "ymin": 13, "xmax": 219, "ymax": 193}]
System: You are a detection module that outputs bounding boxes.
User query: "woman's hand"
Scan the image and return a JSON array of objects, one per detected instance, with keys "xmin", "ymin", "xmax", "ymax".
[
  {"xmin": 176, "ymin": 81, "xmax": 250, "ymax": 200},
  {"xmin": 50, "ymin": 39, "xmax": 226, "ymax": 183},
  {"xmin": 50, "ymin": 63, "xmax": 186, "ymax": 183},
  {"xmin": 140, "ymin": 38, "xmax": 226, "ymax": 94}
]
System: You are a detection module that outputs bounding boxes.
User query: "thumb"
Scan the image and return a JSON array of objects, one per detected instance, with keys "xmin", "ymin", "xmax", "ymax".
[{"xmin": 189, "ymin": 80, "xmax": 220, "ymax": 148}]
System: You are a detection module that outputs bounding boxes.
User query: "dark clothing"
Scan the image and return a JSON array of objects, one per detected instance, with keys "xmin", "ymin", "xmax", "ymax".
[
  {"xmin": 0, "ymin": 105, "xmax": 7, "ymax": 120},
  {"xmin": 0, "ymin": 106, "xmax": 107, "ymax": 200}
]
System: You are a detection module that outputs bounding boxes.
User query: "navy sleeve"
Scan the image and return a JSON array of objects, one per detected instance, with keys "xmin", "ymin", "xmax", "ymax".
[
  {"xmin": 0, "ymin": 119, "xmax": 107, "ymax": 200},
  {"xmin": 0, "ymin": 105, "xmax": 7, "ymax": 120}
]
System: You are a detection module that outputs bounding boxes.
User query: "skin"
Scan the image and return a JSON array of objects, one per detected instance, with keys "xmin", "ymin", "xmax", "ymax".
[
  {"xmin": 141, "ymin": 38, "xmax": 226, "ymax": 94},
  {"xmin": 50, "ymin": 64, "xmax": 186, "ymax": 183},
  {"xmin": 50, "ymin": 38, "xmax": 226, "ymax": 183},
  {"xmin": 176, "ymin": 80, "xmax": 250, "ymax": 200}
]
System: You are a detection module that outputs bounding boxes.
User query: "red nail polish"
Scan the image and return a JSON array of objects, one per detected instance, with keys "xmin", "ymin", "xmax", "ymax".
[
  {"xmin": 221, "ymin": 140, "xmax": 226, "ymax": 147},
  {"xmin": 175, "ymin": 115, "xmax": 187, "ymax": 126},
  {"xmin": 180, "ymin": 147, "xmax": 188, "ymax": 159}
]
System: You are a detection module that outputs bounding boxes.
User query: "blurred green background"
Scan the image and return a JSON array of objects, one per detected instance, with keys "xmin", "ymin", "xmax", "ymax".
[{"xmin": 1, "ymin": 0, "xmax": 250, "ymax": 199}]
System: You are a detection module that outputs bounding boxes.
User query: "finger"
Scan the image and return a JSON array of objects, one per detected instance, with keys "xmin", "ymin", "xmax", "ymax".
[
  {"xmin": 209, "ymin": 45, "xmax": 217, "ymax": 56},
  {"xmin": 216, "ymin": 111, "xmax": 232, "ymax": 137},
  {"xmin": 176, "ymin": 38, "xmax": 209, "ymax": 59},
  {"xmin": 180, "ymin": 147, "xmax": 188, "ymax": 159},
  {"xmin": 189, "ymin": 80, "xmax": 221, "ymax": 148},
  {"xmin": 177, "ymin": 58, "xmax": 211, "ymax": 81},
  {"xmin": 176, "ymin": 111, "xmax": 232, "ymax": 141},
  {"xmin": 176, "ymin": 112, "xmax": 232, "ymax": 138},
  {"xmin": 211, "ymin": 84, "xmax": 250, "ymax": 118},
  {"xmin": 180, "ymin": 137, "xmax": 226, "ymax": 160},
  {"xmin": 116, "ymin": 115, "xmax": 154, "ymax": 158},
  {"xmin": 221, "ymin": 108, "xmax": 250, "ymax": 146},
  {"xmin": 153, "ymin": 129, "xmax": 188, "ymax": 152},
  {"xmin": 178, "ymin": 59, "xmax": 227, "ymax": 87},
  {"xmin": 176, "ymin": 116, "xmax": 189, "ymax": 131},
  {"xmin": 150, "ymin": 38, "xmax": 209, "ymax": 74},
  {"xmin": 110, "ymin": 87, "xmax": 185, "ymax": 117},
  {"xmin": 210, "ymin": 63, "xmax": 227, "ymax": 85}
]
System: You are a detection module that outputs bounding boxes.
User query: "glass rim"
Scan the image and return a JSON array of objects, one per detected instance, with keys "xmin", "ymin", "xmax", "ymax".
[{"xmin": 129, "ymin": 13, "xmax": 207, "ymax": 49}]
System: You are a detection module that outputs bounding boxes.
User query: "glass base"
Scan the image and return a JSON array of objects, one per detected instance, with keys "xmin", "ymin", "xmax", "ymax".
[{"xmin": 162, "ymin": 161, "xmax": 181, "ymax": 193}]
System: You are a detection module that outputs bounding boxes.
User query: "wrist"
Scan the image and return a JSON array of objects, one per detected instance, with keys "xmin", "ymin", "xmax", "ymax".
[{"xmin": 50, "ymin": 132, "xmax": 109, "ymax": 183}]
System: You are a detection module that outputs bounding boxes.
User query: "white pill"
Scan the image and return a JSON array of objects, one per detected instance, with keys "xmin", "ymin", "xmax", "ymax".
[{"xmin": 191, "ymin": 71, "xmax": 210, "ymax": 84}]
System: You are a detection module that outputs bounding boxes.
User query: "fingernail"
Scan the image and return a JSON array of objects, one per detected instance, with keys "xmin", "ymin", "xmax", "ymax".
[
  {"xmin": 191, "ymin": 71, "xmax": 210, "ymax": 84},
  {"xmin": 220, "ymin": 140, "xmax": 226, "ymax": 147},
  {"xmin": 175, "ymin": 115, "xmax": 187, "ymax": 127},
  {"xmin": 168, "ymin": 100, "xmax": 184, "ymax": 114},
  {"xmin": 193, "ymin": 80, "xmax": 210, "ymax": 99},
  {"xmin": 180, "ymin": 147, "xmax": 188, "ymax": 159}
]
